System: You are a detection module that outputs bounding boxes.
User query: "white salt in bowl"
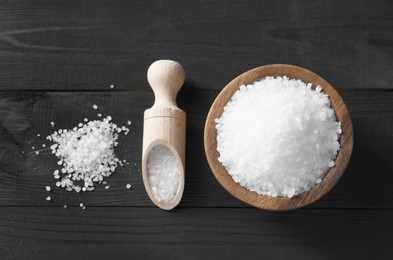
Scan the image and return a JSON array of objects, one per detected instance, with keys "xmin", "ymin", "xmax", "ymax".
[{"xmin": 204, "ymin": 64, "xmax": 353, "ymax": 210}]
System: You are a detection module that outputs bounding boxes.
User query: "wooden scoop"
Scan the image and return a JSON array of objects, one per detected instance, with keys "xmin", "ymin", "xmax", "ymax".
[{"xmin": 142, "ymin": 60, "xmax": 186, "ymax": 210}]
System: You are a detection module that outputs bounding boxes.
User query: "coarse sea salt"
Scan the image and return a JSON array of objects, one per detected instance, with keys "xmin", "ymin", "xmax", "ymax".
[
  {"xmin": 216, "ymin": 76, "xmax": 342, "ymax": 198},
  {"xmin": 48, "ymin": 116, "xmax": 129, "ymax": 193},
  {"xmin": 147, "ymin": 145, "xmax": 180, "ymax": 202}
]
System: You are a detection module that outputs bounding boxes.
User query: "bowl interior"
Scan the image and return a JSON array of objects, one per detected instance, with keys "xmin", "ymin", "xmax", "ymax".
[{"xmin": 204, "ymin": 64, "xmax": 353, "ymax": 210}]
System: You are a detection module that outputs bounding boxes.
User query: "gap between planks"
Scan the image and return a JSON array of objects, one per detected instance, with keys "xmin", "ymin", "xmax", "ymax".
[
  {"xmin": 1, "ymin": 205, "xmax": 393, "ymax": 211},
  {"xmin": 0, "ymin": 88, "xmax": 392, "ymax": 93}
]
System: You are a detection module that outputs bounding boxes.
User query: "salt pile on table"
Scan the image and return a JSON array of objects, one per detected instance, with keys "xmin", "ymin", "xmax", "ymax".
[
  {"xmin": 147, "ymin": 145, "xmax": 180, "ymax": 202},
  {"xmin": 216, "ymin": 76, "xmax": 342, "ymax": 198},
  {"xmin": 48, "ymin": 116, "xmax": 129, "ymax": 192}
]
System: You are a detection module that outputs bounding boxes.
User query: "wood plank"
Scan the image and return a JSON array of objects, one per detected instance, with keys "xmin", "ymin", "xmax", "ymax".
[
  {"xmin": 0, "ymin": 0, "xmax": 392, "ymax": 90},
  {"xmin": 0, "ymin": 91, "xmax": 392, "ymax": 208},
  {"xmin": 0, "ymin": 207, "xmax": 392, "ymax": 259}
]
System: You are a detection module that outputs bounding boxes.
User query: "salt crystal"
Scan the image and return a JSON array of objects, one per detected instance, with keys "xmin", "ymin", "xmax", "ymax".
[
  {"xmin": 37, "ymin": 134, "xmax": 41, "ymax": 137},
  {"xmin": 48, "ymin": 118, "xmax": 129, "ymax": 193},
  {"xmin": 216, "ymin": 76, "xmax": 341, "ymax": 198},
  {"xmin": 63, "ymin": 205, "xmax": 68, "ymax": 208},
  {"xmin": 46, "ymin": 196, "xmax": 51, "ymax": 201},
  {"xmin": 126, "ymin": 183, "xmax": 131, "ymax": 189},
  {"xmin": 93, "ymin": 104, "xmax": 98, "ymax": 110},
  {"xmin": 42, "ymin": 144, "xmax": 46, "ymax": 148},
  {"xmin": 127, "ymin": 120, "xmax": 131, "ymax": 125},
  {"xmin": 46, "ymin": 186, "xmax": 51, "ymax": 191},
  {"xmin": 110, "ymin": 84, "xmax": 114, "ymax": 89},
  {"xmin": 50, "ymin": 122, "xmax": 55, "ymax": 127},
  {"xmin": 147, "ymin": 145, "xmax": 180, "ymax": 202},
  {"xmin": 35, "ymin": 151, "xmax": 39, "ymax": 155}
]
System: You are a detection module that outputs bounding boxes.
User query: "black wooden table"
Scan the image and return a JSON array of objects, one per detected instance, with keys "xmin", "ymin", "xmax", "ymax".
[{"xmin": 0, "ymin": 1, "xmax": 392, "ymax": 259}]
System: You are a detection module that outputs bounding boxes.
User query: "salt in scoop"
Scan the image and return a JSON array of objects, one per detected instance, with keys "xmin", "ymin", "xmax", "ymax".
[{"xmin": 142, "ymin": 60, "xmax": 186, "ymax": 210}]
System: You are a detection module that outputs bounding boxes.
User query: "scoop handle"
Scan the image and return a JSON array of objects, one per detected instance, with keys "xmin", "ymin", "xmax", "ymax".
[{"xmin": 147, "ymin": 60, "xmax": 185, "ymax": 109}]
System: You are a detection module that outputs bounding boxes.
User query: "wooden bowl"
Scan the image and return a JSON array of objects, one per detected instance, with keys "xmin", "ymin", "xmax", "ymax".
[{"xmin": 204, "ymin": 64, "xmax": 353, "ymax": 210}]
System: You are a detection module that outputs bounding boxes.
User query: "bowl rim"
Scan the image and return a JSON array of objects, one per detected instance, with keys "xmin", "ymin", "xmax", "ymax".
[{"xmin": 204, "ymin": 64, "xmax": 354, "ymax": 211}]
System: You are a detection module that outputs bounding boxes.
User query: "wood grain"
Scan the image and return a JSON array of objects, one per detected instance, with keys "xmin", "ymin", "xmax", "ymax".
[
  {"xmin": 0, "ymin": 0, "xmax": 392, "ymax": 90},
  {"xmin": 0, "ymin": 91, "xmax": 390, "ymax": 209},
  {"xmin": 204, "ymin": 64, "xmax": 353, "ymax": 210},
  {"xmin": 0, "ymin": 207, "xmax": 392, "ymax": 259},
  {"xmin": 0, "ymin": 1, "xmax": 391, "ymax": 258}
]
